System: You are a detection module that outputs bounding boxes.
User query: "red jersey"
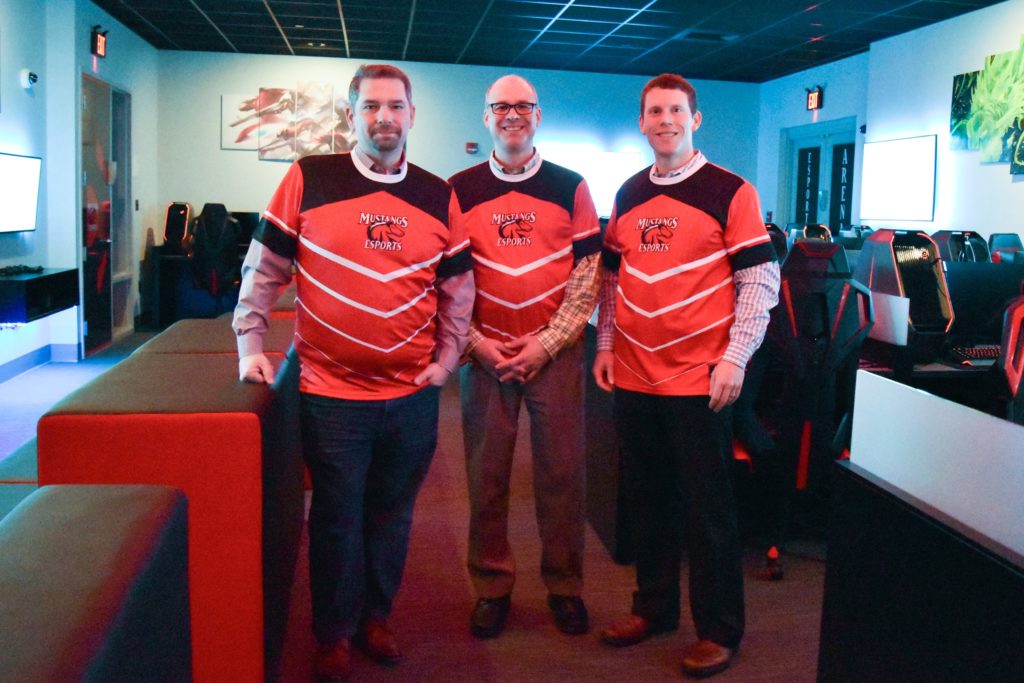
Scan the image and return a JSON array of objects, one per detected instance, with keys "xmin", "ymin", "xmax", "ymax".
[
  {"xmin": 602, "ymin": 159, "xmax": 774, "ymax": 395},
  {"xmin": 449, "ymin": 158, "xmax": 600, "ymax": 340},
  {"xmin": 257, "ymin": 153, "xmax": 471, "ymax": 399}
]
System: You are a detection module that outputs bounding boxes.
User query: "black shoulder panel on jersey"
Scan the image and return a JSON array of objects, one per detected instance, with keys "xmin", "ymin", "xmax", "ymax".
[
  {"xmin": 613, "ymin": 164, "xmax": 746, "ymax": 230},
  {"xmin": 436, "ymin": 247, "xmax": 473, "ymax": 279},
  {"xmin": 611, "ymin": 166, "xmax": 659, "ymax": 217},
  {"xmin": 254, "ymin": 218, "xmax": 297, "ymax": 259},
  {"xmin": 450, "ymin": 160, "xmax": 583, "ymax": 214},
  {"xmin": 297, "ymin": 154, "xmax": 451, "ymax": 228},
  {"xmin": 667, "ymin": 164, "xmax": 745, "ymax": 229},
  {"xmin": 601, "ymin": 246, "xmax": 622, "ymax": 272},
  {"xmin": 573, "ymin": 233, "xmax": 602, "ymax": 261},
  {"xmin": 391, "ymin": 163, "xmax": 452, "ymax": 226}
]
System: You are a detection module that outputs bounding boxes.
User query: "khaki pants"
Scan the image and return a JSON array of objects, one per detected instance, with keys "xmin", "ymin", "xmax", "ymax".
[{"xmin": 460, "ymin": 340, "xmax": 586, "ymax": 598}]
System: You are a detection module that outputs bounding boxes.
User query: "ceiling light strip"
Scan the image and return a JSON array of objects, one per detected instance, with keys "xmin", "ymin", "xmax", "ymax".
[
  {"xmin": 115, "ymin": 0, "xmax": 181, "ymax": 49},
  {"xmin": 402, "ymin": 0, "xmax": 417, "ymax": 61},
  {"xmin": 263, "ymin": 0, "xmax": 295, "ymax": 55},
  {"xmin": 511, "ymin": 0, "xmax": 578, "ymax": 66},
  {"xmin": 456, "ymin": 0, "xmax": 495, "ymax": 63},
  {"xmin": 336, "ymin": 0, "xmax": 351, "ymax": 57},
  {"xmin": 189, "ymin": 0, "xmax": 238, "ymax": 52},
  {"xmin": 565, "ymin": 0, "xmax": 659, "ymax": 67}
]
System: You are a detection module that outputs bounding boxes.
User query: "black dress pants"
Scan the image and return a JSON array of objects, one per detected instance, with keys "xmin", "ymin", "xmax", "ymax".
[{"xmin": 614, "ymin": 388, "xmax": 745, "ymax": 648}]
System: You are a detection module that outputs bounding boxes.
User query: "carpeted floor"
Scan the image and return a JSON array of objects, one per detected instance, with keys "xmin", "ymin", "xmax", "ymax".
[
  {"xmin": 0, "ymin": 333, "xmax": 156, "ymax": 462},
  {"xmin": 0, "ymin": 340, "xmax": 825, "ymax": 680},
  {"xmin": 276, "ymin": 380, "xmax": 826, "ymax": 682}
]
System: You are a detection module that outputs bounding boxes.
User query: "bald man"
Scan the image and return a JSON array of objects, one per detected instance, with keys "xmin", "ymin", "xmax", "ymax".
[{"xmin": 449, "ymin": 74, "xmax": 602, "ymax": 639}]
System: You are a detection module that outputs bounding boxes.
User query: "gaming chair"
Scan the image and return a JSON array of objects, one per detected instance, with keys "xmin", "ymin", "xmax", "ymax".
[{"xmin": 755, "ymin": 240, "xmax": 873, "ymax": 576}]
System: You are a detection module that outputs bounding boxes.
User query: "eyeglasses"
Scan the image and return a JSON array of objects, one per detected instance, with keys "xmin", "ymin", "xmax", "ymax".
[{"xmin": 488, "ymin": 102, "xmax": 537, "ymax": 116}]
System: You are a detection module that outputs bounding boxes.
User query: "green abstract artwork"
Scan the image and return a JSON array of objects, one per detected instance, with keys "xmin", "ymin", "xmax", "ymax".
[{"xmin": 950, "ymin": 35, "xmax": 1024, "ymax": 175}]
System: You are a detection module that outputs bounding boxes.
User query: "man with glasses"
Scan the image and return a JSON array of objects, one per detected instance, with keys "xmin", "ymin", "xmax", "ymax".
[
  {"xmin": 234, "ymin": 63, "xmax": 473, "ymax": 681},
  {"xmin": 449, "ymin": 74, "xmax": 601, "ymax": 639}
]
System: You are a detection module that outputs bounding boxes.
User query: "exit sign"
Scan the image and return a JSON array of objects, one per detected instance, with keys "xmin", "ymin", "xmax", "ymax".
[
  {"xmin": 806, "ymin": 86, "xmax": 824, "ymax": 111},
  {"xmin": 91, "ymin": 27, "xmax": 108, "ymax": 58}
]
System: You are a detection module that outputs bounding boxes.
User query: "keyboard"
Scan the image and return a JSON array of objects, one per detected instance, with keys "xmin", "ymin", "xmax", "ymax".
[
  {"xmin": 947, "ymin": 344, "xmax": 1001, "ymax": 363},
  {"xmin": 0, "ymin": 264, "xmax": 43, "ymax": 276}
]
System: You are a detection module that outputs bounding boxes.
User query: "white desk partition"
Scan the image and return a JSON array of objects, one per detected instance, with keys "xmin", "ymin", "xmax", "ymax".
[{"xmin": 851, "ymin": 370, "xmax": 1024, "ymax": 556}]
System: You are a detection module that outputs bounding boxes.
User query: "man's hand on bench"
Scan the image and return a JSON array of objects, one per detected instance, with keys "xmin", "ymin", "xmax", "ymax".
[{"xmin": 240, "ymin": 353, "xmax": 275, "ymax": 384}]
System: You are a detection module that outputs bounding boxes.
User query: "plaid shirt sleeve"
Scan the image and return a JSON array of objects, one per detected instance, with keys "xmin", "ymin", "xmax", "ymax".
[
  {"xmin": 535, "ymin": 253, "xmax": 601, "ymax": 359},
  {"xmin": 595, "ymin": 265, "xmax": 618, "ymax": 352},
  {"xmin": 721, "ymin": 260, "xmax": 781, "ymax": 368}
]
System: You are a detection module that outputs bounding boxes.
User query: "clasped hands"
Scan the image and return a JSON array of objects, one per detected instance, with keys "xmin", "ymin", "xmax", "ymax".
[{"xmin": 472, "ymin": 335, "xmax": 549, "ymax": 383}]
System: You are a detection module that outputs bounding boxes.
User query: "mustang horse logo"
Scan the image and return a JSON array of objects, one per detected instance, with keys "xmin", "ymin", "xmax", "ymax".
[
  {"xmin": 498, "ymin": 218, "xmax": 533, "ymax": 240},
  {"xmin": 367, "ymin": 220, "xmax": 406, "ymax": 243}
]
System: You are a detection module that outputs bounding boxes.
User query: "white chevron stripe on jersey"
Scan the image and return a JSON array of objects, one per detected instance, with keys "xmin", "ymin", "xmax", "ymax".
[
  {"xmin": 264, "ymin": 210, "xmax": 298, "ymax": 237},
  {"xmin": 614, "ymin": 312, "xmax": 735, "ymax": 352},
  {"xmin": 477, "ymin": 281, "xmax": 567, "ymax": 310},
  {"xmin": 479, "ymin": 320, "xmax": 546, "ymax": 340},
  {"xmin": 299, "ymin": 297, "xmax": 436, "ymax": 353},
  {"xmin": 445, "ymin": 238, "xmax": 471, "ymax": 257},
  {"xmin": 621, "ymin": 249, "xmax": 728, "ymax": 284},
  {"xmin": 473, "ymin": 245, "xmax": 572, "ymax": 277},
  {"xmin": 297, "ymin": 262, "xmax": 434, "ymax": 318},
  {"xmin": 617, "ymin": 275, "xmax": 732, "ymax": 318},
  {"xmin": 615, "ymin": 352, "xmax": 717, "ymax": 386},
  {"xmin": 299, "ymin": 234, "xmax": 442, "ymax": 282},
  {"xmin": 572, "ymin": 226, "xmax": 601, "ymax": 240},
  {"xmin": 294, "ymin": 331, "xmax": 392, "ymax": 381},
  {"xmin": 727, "ymin": 234, "xmax": 771, "ymax": 252}
]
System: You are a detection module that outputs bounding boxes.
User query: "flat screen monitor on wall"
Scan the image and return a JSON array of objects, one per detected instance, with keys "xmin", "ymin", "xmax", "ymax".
[
  {"xmin": 860, "ymin": 134, "xmax": 936, "ymax": 221},
  {"xmin": 0, "ymin": 152, "xmax": 43, "ymax": 233}
]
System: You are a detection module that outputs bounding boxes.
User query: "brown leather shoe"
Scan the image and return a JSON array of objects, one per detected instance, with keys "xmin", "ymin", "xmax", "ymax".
[
  {"xmin": 356, "ymin": 618, "xmax": 402, "ymax": 665},
  {"xmin": 599, "ymin": 614, "xmax": 675, "ymax": 647},
  {"xmin": 681, "ymin": 639, "xmax": 736, "ymax": 678},
  {"xmin": 315, "ymin": 639, "xmax": 352, "ymax": 682}
]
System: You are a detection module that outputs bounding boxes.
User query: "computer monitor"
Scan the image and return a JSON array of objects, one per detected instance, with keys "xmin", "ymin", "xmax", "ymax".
[
  {"xmin": 0, "ymin": 152, "xmax": 42, "ymax": 233},
  {"xmin": 943, "ymin": 261, "xmax": 1024, "ymax": 345},
  {"xmin": 230, "ymin": 211, "xmax": 261, "ymax": 246}
]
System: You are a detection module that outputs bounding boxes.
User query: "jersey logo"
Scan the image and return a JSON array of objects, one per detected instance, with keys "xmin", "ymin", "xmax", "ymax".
[
  {"xmin": 492, "ymin": 211, "xmax": 536, "ymax": 246},
  {"xmin": 361, "ymin": 212, "xmax": 409, "ymax": 251},
  {"xmin": 636, "ymin": 217, "xmax": 678, "ymax": 253}
]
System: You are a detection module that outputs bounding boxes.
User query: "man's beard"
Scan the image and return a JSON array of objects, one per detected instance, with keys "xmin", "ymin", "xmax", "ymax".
[{"xmin": 370, "ymin": 124, "xmax": 402, "ymax": 151}]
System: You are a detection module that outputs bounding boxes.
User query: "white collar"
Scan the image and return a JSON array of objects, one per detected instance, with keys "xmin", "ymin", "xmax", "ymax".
[
  {"xmin": 488, "ymin": 149, "xmax": 542, "ymax": 182},
  {"xmin": 352, "ymin": 145, "xmax": 407, "ymax": 184},
  {"xmin": 650, "ymin": 151, "xmax": 706, "ymax": 185}
]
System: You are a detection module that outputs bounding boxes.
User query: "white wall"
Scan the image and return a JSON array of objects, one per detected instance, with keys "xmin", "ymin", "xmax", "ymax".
[
  {"xmin": 0, "ymin": 0, "xmax": 48, "ymax": 268},
  {"xmin": 156, "ymin": 52, "xmax": 760, "ymax": 218},
  {"xmin": 756, "ymin": 53, "xmax": 869, "ymax": 226},
  {"xmin": 0, "ymin": 0, "xmax": 158, "ymax": 370},
  {"xmin": 865, "ymin": 0, "xmax": 1024, "ymax": 238}
]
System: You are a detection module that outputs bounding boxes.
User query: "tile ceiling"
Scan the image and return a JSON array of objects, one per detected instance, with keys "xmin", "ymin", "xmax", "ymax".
[{"xmin": 89, "ymin": 0, "xmax": 1004, "ymax": 82}]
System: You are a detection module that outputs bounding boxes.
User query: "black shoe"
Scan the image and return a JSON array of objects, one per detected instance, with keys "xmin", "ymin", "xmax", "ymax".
[
  {"xmin": 470, "ymin": 595, "xmax": 511, "ymax": 639},
  {"xmin": 548, "ymin": 594, "xmax": 589, "ymax": 635}
]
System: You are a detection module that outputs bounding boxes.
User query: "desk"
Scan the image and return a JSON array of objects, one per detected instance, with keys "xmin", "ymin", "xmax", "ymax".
[
  {"xmin": 0, "ymin": 268, "xmax": 78, "ymax": 323},
  {"xmin": 859, "ymin": 339, "xmax": 1005, "ymax": 416},
  {"xmin": 818, "ymin": 372, "xmax": 1024, "ymax": 681},
  {"xmin": 152, "ymin": 248, "xmax": 239, "ymax": 327}
]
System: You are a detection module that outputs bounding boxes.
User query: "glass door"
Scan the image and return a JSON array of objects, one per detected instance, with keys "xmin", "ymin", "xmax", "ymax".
[{"xmin": 81, "ymin": 75, "xmax": 112, "ymax": 353}]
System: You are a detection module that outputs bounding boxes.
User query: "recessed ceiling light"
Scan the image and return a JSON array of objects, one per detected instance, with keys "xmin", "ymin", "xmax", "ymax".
[{"xmin": 295, "ymin": 24, "xmax": 304, "ymax": 28}]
